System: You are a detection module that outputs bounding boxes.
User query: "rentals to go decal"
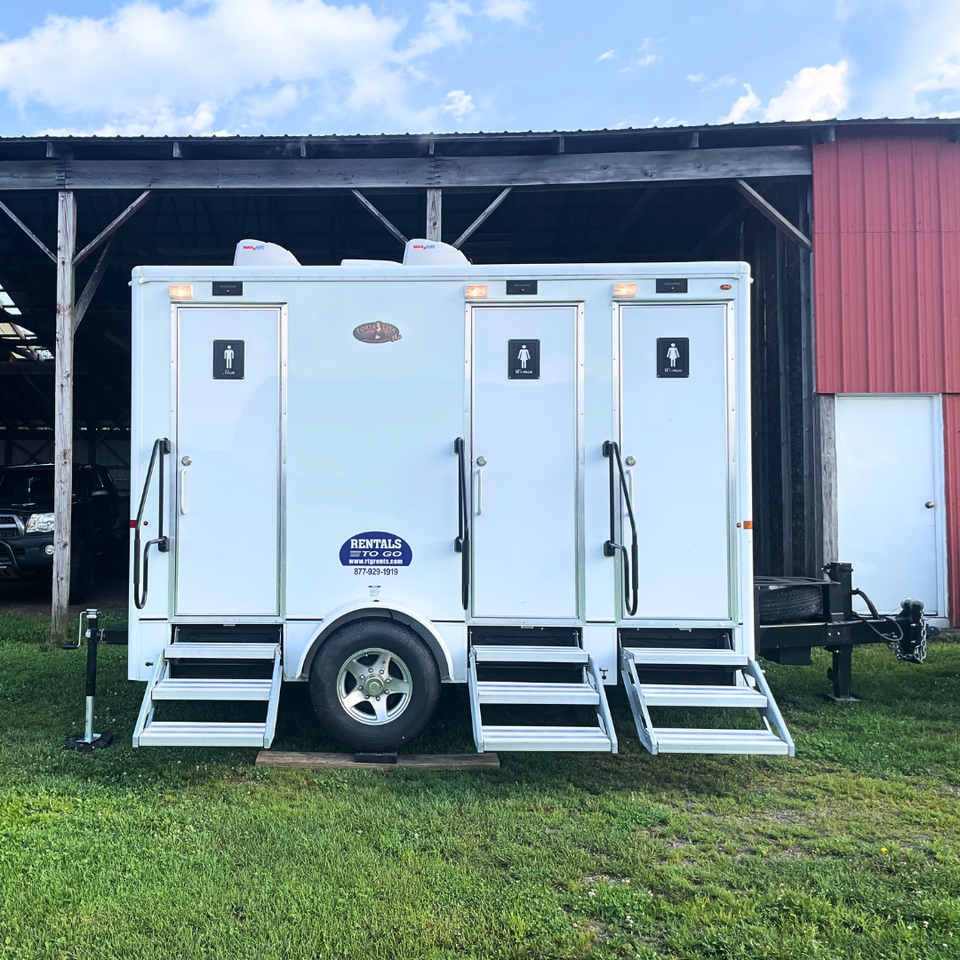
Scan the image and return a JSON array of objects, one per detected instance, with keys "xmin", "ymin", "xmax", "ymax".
[{"xmin": 340, "ymin": 532, "xmax": 413, "ymax": 570}]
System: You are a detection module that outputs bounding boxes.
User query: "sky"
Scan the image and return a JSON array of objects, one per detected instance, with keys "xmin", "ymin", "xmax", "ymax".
[{"xmin": 0, "ymin": 0, "xmax": 956, "ymax": 138}]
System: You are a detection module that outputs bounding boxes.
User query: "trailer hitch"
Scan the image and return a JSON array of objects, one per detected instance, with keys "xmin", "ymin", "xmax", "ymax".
[{"xmin": 893, "ymin": 598, "xmax": 929, "ymax": 664}]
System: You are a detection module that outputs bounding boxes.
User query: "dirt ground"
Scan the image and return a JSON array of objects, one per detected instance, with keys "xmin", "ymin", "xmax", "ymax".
[{"xmin": 0, "ymin": 557, "xmax": 128, "ymax": 619}]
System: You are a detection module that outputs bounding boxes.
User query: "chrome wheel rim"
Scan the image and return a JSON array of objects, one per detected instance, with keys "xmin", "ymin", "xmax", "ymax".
[{"xmin": 336, "ymin": 647, "xmax": 413, "ymax": 726}]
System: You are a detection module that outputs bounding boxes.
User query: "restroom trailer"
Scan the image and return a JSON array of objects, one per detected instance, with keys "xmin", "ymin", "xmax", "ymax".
[{"xmin": 128, "ymin": 244, "xmax": 794, "ymax": 756}]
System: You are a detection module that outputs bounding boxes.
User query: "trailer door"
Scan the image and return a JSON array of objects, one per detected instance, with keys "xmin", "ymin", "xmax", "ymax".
[
  {"xmin": 175, "ymin": 307, "xmax": 281, "ymax": 617},
  {"xmin": 619, "ymin": 303, "xmax": 732, "ymax": 620},
  {"xmin": 471, "ymin": 305, "xmax": 580, "ymax": 619}
]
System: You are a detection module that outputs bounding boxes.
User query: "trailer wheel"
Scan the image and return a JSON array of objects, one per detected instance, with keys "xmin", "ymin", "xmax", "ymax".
[
  {"xmin": 757, "ymin": 582, "xmax": 823, "ymax": 624},
  {"xmin": 309, "ymin": 620, "xmax": 440, "ymax": 751}
]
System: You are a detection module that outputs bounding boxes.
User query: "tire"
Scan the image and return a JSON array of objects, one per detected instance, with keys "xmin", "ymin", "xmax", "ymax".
[
  {"xmin": 68, "ymin": 540, "xmax": 94, "ymax": 605},
  {"xmin": 309, "ymin": 619, "xmax": 441, "ymax": 751},
  {"xmin": 757, "ymin": 582, "xmax": 823, "ymax": 624}
]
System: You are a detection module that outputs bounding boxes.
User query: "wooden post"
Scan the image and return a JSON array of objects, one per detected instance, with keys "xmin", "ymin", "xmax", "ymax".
[
  {"xmin": 426, "ymin": 188, "xmax": 441, "ymax": 241},
  {"xmin": 52, "ymin": 189, "xmax": 76, "ymax": 643}
]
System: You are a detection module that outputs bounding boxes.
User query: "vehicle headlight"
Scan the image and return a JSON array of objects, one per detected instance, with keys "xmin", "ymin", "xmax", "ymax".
[{"xmin": 26, "ymin": 513, "xmax": 55, "ymax": 534}]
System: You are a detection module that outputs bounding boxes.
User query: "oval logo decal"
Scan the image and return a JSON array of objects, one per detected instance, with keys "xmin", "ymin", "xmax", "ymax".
[
  {"xmin": 340, "ymin": 532, "xmax": 413, "ymax": 567},
  {"xmin": 353, "ymin": 321, "xmax": 402, "ymax": 344}
]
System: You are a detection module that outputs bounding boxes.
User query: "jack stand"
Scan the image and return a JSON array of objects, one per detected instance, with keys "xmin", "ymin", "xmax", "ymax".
[
  {"xmin": 824, "ymin": 645, "xmax": 862, "ymax": 703},
  {"xmin": 64, "ymin": 609, "xmax": 115, "ymax": 753}
]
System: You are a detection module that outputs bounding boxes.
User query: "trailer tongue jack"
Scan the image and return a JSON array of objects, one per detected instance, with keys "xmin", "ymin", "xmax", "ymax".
[{"xmin": 64, "ymin": 609, "xmax": 128, "ymax": 753}]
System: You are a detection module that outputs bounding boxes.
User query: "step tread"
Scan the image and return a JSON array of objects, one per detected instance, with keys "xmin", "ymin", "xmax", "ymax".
[
  {"xmin": 654, "ymin": 728, "xmax": 789, "ymax": 755},
  {"xmin": 639, "ymin": 684, "xmax": 767, "ymax": 708},
  {"xmin": 624, "ymin": 647, "xmax": 749, "ymax": 667},
  {"xmin": 480, "ymin": 725, "xmax": 613, "ymax": 752},
  {"xmin": 164, "ymin": 643, "xmax": 279, "ymax": 660},
  {"xmin": 138, "ymin": 721, "xmax": 266, "ymax": 747},
  {"xmin": 152, "ymin": 678, "xmax": 273, "ymax": 701},
  {"xmin": 472, "ymin": 645, "xmax": 587, "ymax": 664},
  {"xmin": 476, "ymin": 681, "xmax": 599, "ymax": 705}
]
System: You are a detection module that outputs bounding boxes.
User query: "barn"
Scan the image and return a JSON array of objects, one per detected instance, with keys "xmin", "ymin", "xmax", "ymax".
[{"xmin": 0, "ymin": 117, "xmax": 954, "ymax": 636}]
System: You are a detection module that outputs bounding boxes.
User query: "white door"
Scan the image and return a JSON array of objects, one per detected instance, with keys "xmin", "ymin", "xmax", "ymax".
[
  {"xmin": 176, "ymin": 307, "xmax": 281, "ymax": 616},
  {"xmin": 836, "ymin": 395, "xmax": 946, "ymax": 616},
  {"xmin": 619, "ymin": 303, "xmax": 732, "ymax": 619},
  {"xmin": 471, "ymin": 306, "xmax": 579, "ymax": 618}
]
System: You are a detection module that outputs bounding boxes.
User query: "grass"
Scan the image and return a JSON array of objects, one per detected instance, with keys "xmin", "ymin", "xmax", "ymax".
[{"xmin": 0, "ymin": 614, "xmax": 958, "ymax": 959}]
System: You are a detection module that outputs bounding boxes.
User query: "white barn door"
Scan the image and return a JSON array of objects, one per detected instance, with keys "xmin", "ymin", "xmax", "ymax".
[{"xmin": 835, "ymin": 395, "xmax": 946, "ymax": 617}]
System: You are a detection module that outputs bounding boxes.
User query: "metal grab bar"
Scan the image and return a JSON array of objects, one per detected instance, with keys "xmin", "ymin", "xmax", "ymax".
[
  {"xmin": 454, "ymin": 438, "xmax": 470, "ymax": 611},
  {"xmin": 602, "ymin": 440, "xmax": 639, "ymax": 617},
  {"xmin": 133, "ymin": 438, "xmax": 170, "ymax": 610}
]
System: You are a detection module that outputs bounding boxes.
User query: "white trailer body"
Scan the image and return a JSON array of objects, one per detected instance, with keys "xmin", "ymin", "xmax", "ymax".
[{"xmin": 128, "ymin": 256, "xmax": 794, "ymax": 756}]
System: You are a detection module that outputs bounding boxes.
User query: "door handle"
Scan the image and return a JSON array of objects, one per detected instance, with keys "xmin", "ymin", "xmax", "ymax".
[
  {"xmin": 180, "ymin": 456, "xmax": 192, "ymax": 515},
  {"xmin": 925, "ymin": 501, "xmax": 935, "ymax": 509},
  {"xmin": 625, "ymin": 455, "xmax": 636, "ymax": 504},
  {"xmin": 475, "ymin": 456, "xmax": 486, "ymax": 516}
]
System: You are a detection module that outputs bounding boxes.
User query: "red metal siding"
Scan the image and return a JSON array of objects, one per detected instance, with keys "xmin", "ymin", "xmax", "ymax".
[
  {"xmin": 814, "ymin": 129, "xmax": 960, "ymax": 622},
  {"xmin": 943, "ymin": 396, "xmax": 960, "ymax": 623},
  {"xmin": 813, "ymin": 130, "xmax": 960, "ymax": 394}
]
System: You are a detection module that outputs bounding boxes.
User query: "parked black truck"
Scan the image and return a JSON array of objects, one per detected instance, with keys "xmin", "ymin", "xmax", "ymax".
[{"xmin": 0, "ymin": 464, "xmax": 126, "ymax": 603}]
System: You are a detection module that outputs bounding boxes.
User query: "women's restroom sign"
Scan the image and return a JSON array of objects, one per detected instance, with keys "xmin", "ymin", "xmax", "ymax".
[
  {"xmin": 656, "ymin": 337, "xmax": 689, "ymax": 378},
  {"xmin": 508, "ymin": 339, "xmax": 540, "ymax": 379},
  {"xmin": 213, "ymin": 339, "xmax": 245, "ymax": 379}
]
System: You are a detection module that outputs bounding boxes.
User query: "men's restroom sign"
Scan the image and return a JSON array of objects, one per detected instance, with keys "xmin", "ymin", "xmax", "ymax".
[
  {"xmin": 213, "ymin": 339, "xmax": 245, "ymax": 379},
  {"xmin": 508, "ymin": 339, "xmax": 540, "ymax": 379},
  {"xmin": 656, "ymin": 337, "xmax": 689, "ymax": 378}
]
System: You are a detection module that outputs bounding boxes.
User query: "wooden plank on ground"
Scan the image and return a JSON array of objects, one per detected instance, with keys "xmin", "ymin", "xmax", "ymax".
[{"xmin": 256, "ymin": 751, "xmax": 500, "ymax": 770}]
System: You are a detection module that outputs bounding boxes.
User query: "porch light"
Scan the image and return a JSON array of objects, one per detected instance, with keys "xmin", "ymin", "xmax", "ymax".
[
  {"xmin": 465, "ymin": 284, "xmax": 488, "ymax": 299},
  {"xmin": 613, "ymin": 283, "xmax": 637, "ymax": 298},
  {"xmin": 169, "ymin": 284, "xmax": 194, "ymax": 300}
]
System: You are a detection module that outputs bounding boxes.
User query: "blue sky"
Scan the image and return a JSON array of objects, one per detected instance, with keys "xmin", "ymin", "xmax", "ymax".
[{"xmin": 0, "ymin": 0, "xmax": 954, "ymax": 137}]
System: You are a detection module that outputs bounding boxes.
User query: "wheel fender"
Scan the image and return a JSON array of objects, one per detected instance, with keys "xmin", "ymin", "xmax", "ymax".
[{"xmin": 295, "ymin": 600, "xmax": 453, "ymax": 682}]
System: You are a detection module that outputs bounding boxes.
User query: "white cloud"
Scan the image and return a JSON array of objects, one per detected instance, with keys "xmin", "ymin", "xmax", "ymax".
[
  {"xmin": 0, "ymin": 0, "xmax": 513, "ymax": 135},
  {"xmin": 718, "ymin": 62, "xmax": 850, "ymax": 124},
  {"xmin": 765, "ymin": 61, "xmax": 850, "ymax": 120},
  {"xmin": 702, "ymin": 75, "xmax": 736, "ymax": 91},
  {"xmin": 481, "ymin": 0, "xmax": 534, "ymax": 24},
  {"xmin": 598, "ymin": 50, "xmax": 617, "ymax": 61},
  {"xmin": 619, "ymin": 40, "xmax": 662, "ymax": 73},
  {"xmin": 686, "ymin": 73, "xmax": 706, "ymax": 83},
  {"xmin": 718, "ymin": 83, "xmax": 761, "ymax": 124},
  {"xmin": 442, "ymin": 89, "xmax": 476, "ymax": 123}
]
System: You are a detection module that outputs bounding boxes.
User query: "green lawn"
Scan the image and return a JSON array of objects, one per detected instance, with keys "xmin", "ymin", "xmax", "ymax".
[{"xmin": 1, "ymin": 615, "xmax": 958, "ymax": 960}]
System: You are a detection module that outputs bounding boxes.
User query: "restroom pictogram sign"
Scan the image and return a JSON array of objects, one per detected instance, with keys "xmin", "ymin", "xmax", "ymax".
[{"xmin": 508, "ymin": 339, "xmax": 540, "ymax": 379}]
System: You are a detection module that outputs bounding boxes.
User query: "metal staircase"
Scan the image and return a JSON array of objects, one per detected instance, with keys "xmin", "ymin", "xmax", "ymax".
[
  {"xmin": 468, "ymin": 644, "xmax": 617, "ymax": 752},
  {"xmin": 620, "ymin": 646, "xmax": 794, "ymax": 756},
  {"xmin": 133, "ymin": 642, "xmax": 282, "ymax": 748}
]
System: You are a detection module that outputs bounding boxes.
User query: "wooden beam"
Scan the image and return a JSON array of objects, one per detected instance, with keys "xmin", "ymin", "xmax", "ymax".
[
  {"xmin": 73, "ymin": 190, "xmax": 151, "ymax": 266},
  {"xmin": 74, "ymin": 236, "xmax": 114, "ymax": 330},
  {"xmin": 688, "ymin": 198, "xmax": 751, "ymax": 258},
  {"xmin": 453, "ymin": 187, "xmax": 513, "ymax": 248},
  {"xmin": 603, "ymin": 187, "xmax": 660, "ymax": 256},
  {"xmin": 0, "ymin": 200, "xmax": 57, "ymax": 262},
  {"xmin": 351, "ymin": 190, "xmax": 408, "ymax": 245},
  {"xmin": 0, "ymin": 145, "xmax": 811, "ymax": 191},
  {"xmin": 426, "ymin": 188, "xmax": 441, "ymax": 241},
  {"xmin": 732, "ymin": 179, "xmax": 813, "ymax": 252},
  {"xmin": 52, "ymin": 189, "xmax": 76, "ymax": 644}
]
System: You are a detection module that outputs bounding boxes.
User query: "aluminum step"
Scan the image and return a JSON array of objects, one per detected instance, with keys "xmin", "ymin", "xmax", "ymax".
[
  {"xmin": 476, "ymin": 681, "xmax": 600, "ymax": 705},
  {"xmin": 623, "ymin": 647, "xmax": 749, "ymax": 667},
  {"xmin": 152, "ymin": 678, "xmax": 273, "ymax": 702},
  {"xmin": 653, "ymin": 728, "xmax": 791, "ymax": 755},
  {"xmin": 638, "ymin": 684, "xmax": 767, "ymax": 708},
  {"xmin": 471, "ymin": 645, "xmax": 588, "ymax": 664},
  {"xmin": 136, "ymin": 721, "xmax": 268, "ymax": 747},
  {"xmin": 164, "ymin": 643, "xmax": 279, "ymax": 660},
  {"xmin": 480, "ymin": 725, "xmax": 614, "ymax": 752}
]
